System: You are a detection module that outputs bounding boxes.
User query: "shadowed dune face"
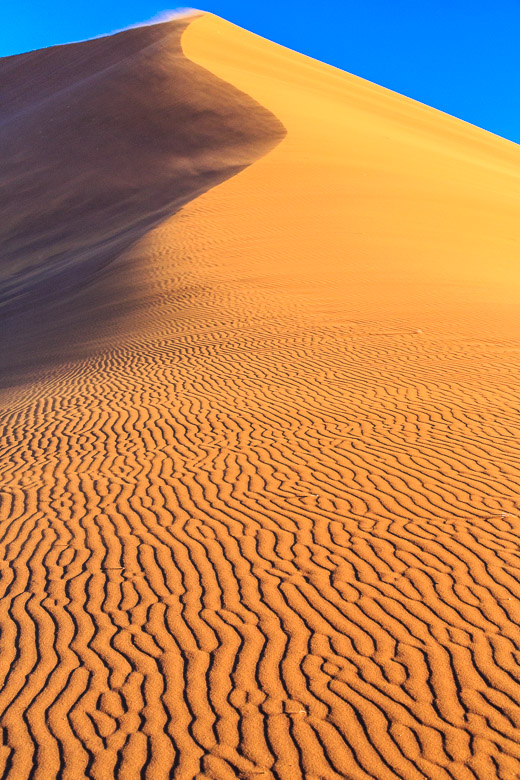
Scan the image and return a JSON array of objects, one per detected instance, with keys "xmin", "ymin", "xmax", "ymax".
[{"xmin": 0, "ymin": 16, "xmax": 285, "ymax": 384}]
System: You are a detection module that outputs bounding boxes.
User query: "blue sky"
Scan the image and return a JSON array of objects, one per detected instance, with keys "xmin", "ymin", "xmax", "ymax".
[{"xmin": 2, "ymin": 1, "xmax": 519, "ymax": 145}]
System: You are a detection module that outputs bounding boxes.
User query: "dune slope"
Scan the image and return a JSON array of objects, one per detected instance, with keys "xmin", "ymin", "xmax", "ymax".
[{"xmin": 1, "ymin": 11, "xmax": 520, "ymax": 780}]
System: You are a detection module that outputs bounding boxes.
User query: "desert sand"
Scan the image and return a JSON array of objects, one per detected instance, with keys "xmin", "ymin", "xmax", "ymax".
[{"xmin": 1, "ymin": 10, "xmax": 520, "ymax": 779}]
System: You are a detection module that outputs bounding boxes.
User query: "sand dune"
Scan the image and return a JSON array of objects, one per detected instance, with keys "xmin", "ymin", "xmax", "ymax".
[{"xmin": 1, "ymin": 10, "xmax": 520, "ymax": 779}]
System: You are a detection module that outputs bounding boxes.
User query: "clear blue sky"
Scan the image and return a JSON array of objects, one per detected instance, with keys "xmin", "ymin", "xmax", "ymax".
[{"xmin": 2, "ymin": 1, "xmax": 519, "ymax": 145}]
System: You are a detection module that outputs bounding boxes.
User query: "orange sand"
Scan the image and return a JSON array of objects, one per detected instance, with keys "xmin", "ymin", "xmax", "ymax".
[{"xmin": 1, "ymin": 11, "xmax": 520, "ymax": 779}]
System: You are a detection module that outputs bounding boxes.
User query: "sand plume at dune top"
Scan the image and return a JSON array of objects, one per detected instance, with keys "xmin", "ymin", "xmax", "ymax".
[{"xmin": 0, "ymin": 15, "xmax": 285, "ymax": 384}]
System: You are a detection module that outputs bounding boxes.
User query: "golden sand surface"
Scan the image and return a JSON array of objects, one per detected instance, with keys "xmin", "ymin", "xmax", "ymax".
[{"xmin": 1, "ymin": 11, "xmax": 520, "ymax": 779}]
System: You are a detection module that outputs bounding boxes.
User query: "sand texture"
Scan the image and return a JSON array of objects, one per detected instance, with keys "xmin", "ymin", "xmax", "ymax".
[{"xmin": 1, "ymin": 11, "xmax": 520, "ymax": 779}]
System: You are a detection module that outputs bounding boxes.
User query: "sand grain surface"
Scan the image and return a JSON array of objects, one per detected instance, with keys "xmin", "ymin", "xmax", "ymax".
[{"xmin": 1, "ymin": 12, "xmax": 520, "ymax": 779}]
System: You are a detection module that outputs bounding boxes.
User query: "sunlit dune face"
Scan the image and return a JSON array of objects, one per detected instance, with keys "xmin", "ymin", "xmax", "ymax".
[{"xmin": 183, "ymin": 14, "xmax": 520, "ymax": 336}]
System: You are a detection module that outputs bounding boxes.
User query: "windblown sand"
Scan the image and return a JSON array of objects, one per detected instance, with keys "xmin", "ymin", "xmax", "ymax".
[{"xmin": 1, "ymin": 11, "xmax": 520, "ymax": 779}]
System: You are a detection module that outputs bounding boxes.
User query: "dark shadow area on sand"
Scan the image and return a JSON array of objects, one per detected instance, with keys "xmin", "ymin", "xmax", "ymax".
[{"xmin": 0, "ymin": 16, "xmax": 286, "ymax": 387}]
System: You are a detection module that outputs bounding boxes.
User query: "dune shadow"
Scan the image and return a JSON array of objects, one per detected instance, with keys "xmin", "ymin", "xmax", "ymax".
[{"xmin": 0, "ymin": 16, "xmax": 286, "ymax": 387}]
